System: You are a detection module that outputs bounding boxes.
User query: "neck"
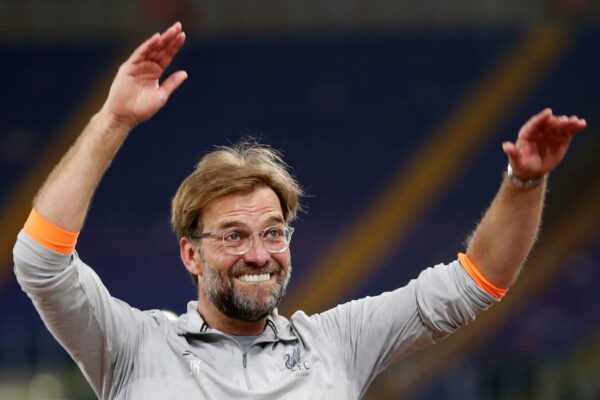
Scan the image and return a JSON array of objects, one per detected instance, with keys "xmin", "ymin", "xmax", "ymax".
[{"xmin": 197, "ymin": 299, "xmax": 267, "ymax": 336}]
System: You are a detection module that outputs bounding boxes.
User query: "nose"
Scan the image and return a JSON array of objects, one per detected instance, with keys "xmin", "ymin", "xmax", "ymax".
[{"xmin": 242, "ymin": 234, "xmax": 271, "ymax": 267}]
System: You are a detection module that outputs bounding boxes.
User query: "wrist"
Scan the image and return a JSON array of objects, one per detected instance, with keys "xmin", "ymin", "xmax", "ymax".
[
  {"xmin": 85, "ymin": 109, "xmax": 133, "ymax": 153},
  {"xmin": 95, "ymin": 107, "xmax": 137, "ymax": 133},
  {"xmin": 506, "ymin": 164, "xmax": 547, "ymax": 189}
]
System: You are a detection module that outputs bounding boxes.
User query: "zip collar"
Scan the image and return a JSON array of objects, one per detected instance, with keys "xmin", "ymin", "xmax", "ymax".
[{"xmin": 175, "ymin": 301, "xmax": 298, "ymax": 343}]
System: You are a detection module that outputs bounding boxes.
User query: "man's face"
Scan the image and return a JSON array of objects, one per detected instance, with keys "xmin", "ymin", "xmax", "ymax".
[{"xmin": 196, "ymin": 186, "xmax": 291, "ymax": 323}]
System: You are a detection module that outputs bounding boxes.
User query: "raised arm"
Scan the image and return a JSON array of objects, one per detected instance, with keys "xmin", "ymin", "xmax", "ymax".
[
  {"xmin": 466, "ymin": 108, "xmax": 586, "ymax": 289},
  {"xmin": 35, "ymin": 22, "xmax": 187, "ymax": 232}
]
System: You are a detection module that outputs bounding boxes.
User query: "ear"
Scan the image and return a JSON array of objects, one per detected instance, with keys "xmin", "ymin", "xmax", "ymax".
[{"xmin": 180, "ymin": 237, "xmax": 202, "ymax": 277}]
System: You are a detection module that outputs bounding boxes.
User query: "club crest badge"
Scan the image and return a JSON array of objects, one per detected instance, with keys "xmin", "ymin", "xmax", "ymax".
[{"xmin": 283, "ymin": 347, "xmax": 311, "ymax": 377}]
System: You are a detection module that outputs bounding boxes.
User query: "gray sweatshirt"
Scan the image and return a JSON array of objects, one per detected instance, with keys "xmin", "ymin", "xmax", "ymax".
[{"xmin": 13, "ymin": 231, "xmax": 496, "ymax": 399}]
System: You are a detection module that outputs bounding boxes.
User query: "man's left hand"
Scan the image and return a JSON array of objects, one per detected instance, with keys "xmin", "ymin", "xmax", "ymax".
[{"xmin": 502, "ymin": 108, "xmax": 587, "ymax": 181}]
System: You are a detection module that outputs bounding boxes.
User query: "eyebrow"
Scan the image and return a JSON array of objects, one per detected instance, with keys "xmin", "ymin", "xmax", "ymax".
[{"xmin": 216, "ymin": 215, "xmax": 285, "ymax": 231}]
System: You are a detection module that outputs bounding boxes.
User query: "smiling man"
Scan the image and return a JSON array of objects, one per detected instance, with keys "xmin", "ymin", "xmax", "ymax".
[
  {"xmin": 13, "ymin": 23, "xmax": 586, "ymax": 399},
  {"xmin": 178, "ymin": 179, "xmax": 298, "ymax": 334}
]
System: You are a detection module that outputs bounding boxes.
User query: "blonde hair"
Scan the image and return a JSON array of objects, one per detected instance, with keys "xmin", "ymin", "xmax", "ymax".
[{"xmin": 171, "ymin": 138, "xmax": 303, "ymax": 239}]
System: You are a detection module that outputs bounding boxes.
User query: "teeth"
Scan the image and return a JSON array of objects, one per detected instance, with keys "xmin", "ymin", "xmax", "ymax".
[{"xmin": 238, "ymin": 273, "xmax": 271, "ymax": 282}]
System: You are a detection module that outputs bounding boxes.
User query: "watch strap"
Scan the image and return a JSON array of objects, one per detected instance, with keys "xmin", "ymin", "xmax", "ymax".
[{"xmin": 507, "ymin": 164, "xmax": 546, "ymax": 189}]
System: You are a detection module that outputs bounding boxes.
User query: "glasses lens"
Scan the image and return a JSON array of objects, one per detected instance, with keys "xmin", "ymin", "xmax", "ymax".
[
  {"xmin": 222, "ymin": 228, "xmax": 252, "ymax": 255},
  {"xmin": 262, "ymin": 226, "xmax": 289, "ymax": 253}
]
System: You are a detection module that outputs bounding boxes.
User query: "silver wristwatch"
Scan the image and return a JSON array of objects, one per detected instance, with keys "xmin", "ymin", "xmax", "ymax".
[{"xmin": 507, "ymin": 164, "xmax": 546, "ymax": 189}]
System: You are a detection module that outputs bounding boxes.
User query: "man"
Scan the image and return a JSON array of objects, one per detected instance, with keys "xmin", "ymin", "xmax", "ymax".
[{"xmin": 13, "ymin": 22, "xmax": 586, "ymax": 399}]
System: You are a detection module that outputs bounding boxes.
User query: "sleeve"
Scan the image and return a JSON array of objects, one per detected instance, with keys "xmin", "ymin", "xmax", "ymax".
[
  {"xmin": 13, "ymin": 211, "xmax": 151, "ymax": 399},
  {"xmin": 308, "ymin": 259, "xmax": 498, "ymax": 399}
]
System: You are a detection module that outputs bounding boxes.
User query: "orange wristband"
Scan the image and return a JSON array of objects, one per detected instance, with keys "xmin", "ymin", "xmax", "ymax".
[
  {"xmin": 457, "ymin": 252, "xmax": 508, "ymax": 300},
  {"xmin": 23, "ymin": 208, "xmax": 79, "ymax": 255}
]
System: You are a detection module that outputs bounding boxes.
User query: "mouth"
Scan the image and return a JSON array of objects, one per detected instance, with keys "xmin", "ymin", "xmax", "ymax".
[{"xmin": 236, "ymin": 273, "xmax": 273, "ymax": 283}]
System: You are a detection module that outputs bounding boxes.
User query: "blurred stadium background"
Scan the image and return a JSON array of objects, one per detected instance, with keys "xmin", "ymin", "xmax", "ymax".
[{"xmin": 0, "ymin": 0, "xmax": 599, "ymax": 398}]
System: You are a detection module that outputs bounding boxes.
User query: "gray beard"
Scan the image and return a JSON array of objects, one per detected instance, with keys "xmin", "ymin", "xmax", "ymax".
[{"xmin": 202, "ymin": 257, "xmax": 291, "ymax": 323}]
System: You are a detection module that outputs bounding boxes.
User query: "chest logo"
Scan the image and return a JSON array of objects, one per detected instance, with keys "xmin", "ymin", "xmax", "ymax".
[{"xmin": 283, "ymin": 347, "xmax": 310, "ymax": 375}]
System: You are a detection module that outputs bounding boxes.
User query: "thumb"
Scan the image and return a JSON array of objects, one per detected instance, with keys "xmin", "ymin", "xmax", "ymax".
[
  {"xmin": 502, "ymin": 141, "xmax": 521, "ymax": 169},
  {"xmin": 160, "ymin": 70, "xmax": 188, "ymax": 99}
]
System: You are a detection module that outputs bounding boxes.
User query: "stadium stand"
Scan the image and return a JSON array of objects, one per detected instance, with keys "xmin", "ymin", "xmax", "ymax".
[{"xmin": 0, "ymin": 22, "xmax": 598, "ymax": 399}]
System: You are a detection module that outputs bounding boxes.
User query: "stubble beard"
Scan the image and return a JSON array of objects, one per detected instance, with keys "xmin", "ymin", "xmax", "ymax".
[{"xmin": 201, "ymin": 255, "xmax": 292, "ymax": 323}]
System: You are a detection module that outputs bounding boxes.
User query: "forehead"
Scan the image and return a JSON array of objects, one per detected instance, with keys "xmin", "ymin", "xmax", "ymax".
[{"xmin": 202, "ymin": 186, "xmax": 284, "ymax": 230}]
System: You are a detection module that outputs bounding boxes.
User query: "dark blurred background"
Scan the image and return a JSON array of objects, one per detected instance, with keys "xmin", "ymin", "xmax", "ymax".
[{"xmin": 0, "ymin": 0, "xmax": 599, "ymax": 399}]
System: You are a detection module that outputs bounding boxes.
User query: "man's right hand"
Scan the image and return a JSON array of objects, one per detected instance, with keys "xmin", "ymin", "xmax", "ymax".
[
  {"xmin": 32, "ymin": 22, "xmax": 187, "ymax": 232},
  {"xmin": 100, "ymin": 22, "xmax": 188, "ymax": 130}
]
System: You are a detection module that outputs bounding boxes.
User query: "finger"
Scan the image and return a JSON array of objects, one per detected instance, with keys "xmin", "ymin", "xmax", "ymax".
[
  {"xmin": 152, "ymin": 22, "xmax": 183, "ymax": 57},
  {"xmin": 545, "ymin": 114, "xmax": 586, "ymax": 139},
  {"xmin": 551, "ymin": 114, "xmax": 584, "ymax": 127},
  {"xmin": 160, "ymin": 70, "xmax": 188, "ymax": 98},
  {"xmin": 157, "ymin": 32, "xmax": 186, "ymax": 69},
  {"xmin": 128, "ymin": 32, "xmax": 161, "ymax": 64},
  {"xmin": 523, "ymin": 108, "xmax": 552, "ymax": 132},
  {"xmin": 146, "ymin": 28, "xmax": 185, "ymax": 69},
  {"xmin": 567, "ymin": 115, "xmax": 587, "ymax": 131},
  {"xmin": 165, "ymin": 32, "xmax": 186, "ymax": 58},
  {"xmin": 145, "ymin": 33, "xmax": 185, "ymax": 70},
  {"xmin": 158, "ymin": 22, "xmax": 183, "ymax": 45},
  {"xmin": 131, "ymin": 22, "xmax": 183, "ymax": 64},
  {"xmin": 519, "ymin": 108, "xmax": 553, "ymax": 140}
]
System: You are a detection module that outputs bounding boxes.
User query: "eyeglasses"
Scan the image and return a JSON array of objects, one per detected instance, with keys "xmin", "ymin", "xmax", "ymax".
[{"xmin": 190, "ymin": 225, "xmax": 295, "ymax": 255}]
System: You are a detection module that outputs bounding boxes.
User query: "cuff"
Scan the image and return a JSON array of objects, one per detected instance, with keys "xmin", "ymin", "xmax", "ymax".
[
  {"xmin": 457, "ymin": 252, "xmax": 508, "ymax": 300},
  {"xmin": 23, "ymin": 208, "xmax": 79, "ymax": 255}
]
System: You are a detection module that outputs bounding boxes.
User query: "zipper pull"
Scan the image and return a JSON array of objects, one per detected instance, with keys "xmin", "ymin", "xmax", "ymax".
[{"xmin": 242, "ymin": 351, "xmax": 247, "ymax": 368}]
